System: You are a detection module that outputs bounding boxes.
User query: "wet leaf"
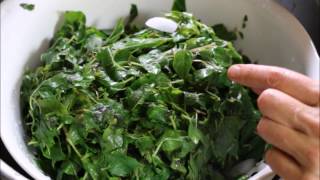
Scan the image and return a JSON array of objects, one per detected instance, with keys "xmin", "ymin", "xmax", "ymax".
[
  {"xmin": 173, "ymin": 49, "xmax": 193, "ymax": 79},
  {"xmin": 21, "ymin": 4, "xmax": 264, "ymax": 179}
]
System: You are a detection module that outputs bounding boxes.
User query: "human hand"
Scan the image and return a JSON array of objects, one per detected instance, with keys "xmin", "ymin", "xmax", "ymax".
[{"xmin": 227, "ymin": 64, "xmax": 320, "ymax": 180}]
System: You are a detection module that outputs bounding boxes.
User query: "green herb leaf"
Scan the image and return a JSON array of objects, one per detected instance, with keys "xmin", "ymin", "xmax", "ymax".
[
  {"xmin": 173, "ymin": 49, "xmax": 193, "ymax": 79},
  {"xmin": 212, "ymin": 24, "xmax": 237, "ymax": 41},
  {"xmin": 21, "ymin": 5, "xmax": 264, "ymax": 179},
  {"xmin": 172, "ymin": 0, "xmax": 186, "ymax": 12},
  {"xmin": 105, "ymin": 152, "xmax": 141, "ymax": 177},
  {"xmin": 106, "ymin": 19, "xmax": 125, "ymax": 44},
  {"xmin": 20, "ymin": 3, "xmax": 34, "ymax": 11},
  {"xmin": 127, "ymin": 4, "xmax": 138, "ymax": 25},
  {"xmin": 188, "ymin": 121, "xmax": 202, "ymax": 144}
]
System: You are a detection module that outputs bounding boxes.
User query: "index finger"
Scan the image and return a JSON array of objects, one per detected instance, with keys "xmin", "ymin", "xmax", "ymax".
[{"xmin": 227, "ymin": 64, "xmax": 320, "ymax": 106}]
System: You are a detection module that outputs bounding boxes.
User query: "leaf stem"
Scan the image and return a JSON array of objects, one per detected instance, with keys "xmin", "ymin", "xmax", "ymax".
[
  {"xmin": 152, "ymin": 137, "xmax": 185, "ymax": 157},
  {"xmin": 64, "ymin": 128, "xmax": 82, "ymax": 158},
  {"xmin": 170, "ymin": 79, "xmax": 184, "ymax": 85},
  {"xmin": 169, "ymin": 115, "xmax": 177, "ymax": 130}
]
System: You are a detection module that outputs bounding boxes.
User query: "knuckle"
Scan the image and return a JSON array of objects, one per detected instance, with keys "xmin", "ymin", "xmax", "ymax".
[
  {"xmin": 307, "ymin": 115, "xmax": 320, "ymax": 137},
  {"xmin": 310, "ymin": 108, "xmax": 320, "ymax": 137},
  {"xmin": 293, "ymin": 106, "xmax": 305, "ymax": 125},
  {"xmin": 305, "ymin": 148, "xmax": 319, "ymax": 167},
  {"xmin": 295, "ymin": 106, "xmax": 320, "ymax": 136},
  {"xmin": 258, "ymin": 89, "xmax": 275, "ymax": 109},
  {"xmin": 239, "ymin": 65, "xmax": 250, "ymax": 82},
  {"xmin": 267, "ymin": 69, "xmax": 285, "ymax": 88},
  {"xmin": 310, "ymin": 83, "xmax": 320, "ymax": 105},
  {"xmin": 300, "ymin": 174, "xmax": 319, "ymax": 180}
]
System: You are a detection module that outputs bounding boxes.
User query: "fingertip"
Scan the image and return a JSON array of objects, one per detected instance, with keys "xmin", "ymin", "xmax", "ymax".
[{"xmin": 227, "ymin": 65, "xmax": 241, "ymax": 80}]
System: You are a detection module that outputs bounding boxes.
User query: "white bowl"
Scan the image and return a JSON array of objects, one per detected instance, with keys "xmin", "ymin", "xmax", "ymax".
[{"xmin": 1, "ymin": 0, "xmax": 319, "ymax": 179}]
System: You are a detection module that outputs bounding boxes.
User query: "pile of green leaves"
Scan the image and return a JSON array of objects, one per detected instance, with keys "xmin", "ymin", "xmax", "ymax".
[{"xmin": 21, "ymin": 1, "xmax": 265, "ymax": 179}]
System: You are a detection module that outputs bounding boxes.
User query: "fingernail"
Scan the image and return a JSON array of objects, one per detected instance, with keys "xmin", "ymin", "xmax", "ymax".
[{"xmin": 228, "ymin": 65, "xmax": 241, "ymax": 79}]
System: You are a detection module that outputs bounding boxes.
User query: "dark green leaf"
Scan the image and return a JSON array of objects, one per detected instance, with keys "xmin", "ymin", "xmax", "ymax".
[
  {"xmin": 160, "ymin": 130, "xmax": 184, "ymax": 153},
  {"xmin": 173, "ymin": 49, "xmax": 193, "ymax": 79},
  {"xmin": 64, "ymin": 11, "xmax": 86, "ymax": 24},
  {"xmin": 172, "ymin": 0, "xmax": 186, "ymax": 12},
  {"xmin": 38, "ymin": 97, "xmax": 67, "ymax": 115},
  {"xmin": 82, "ymin": 155, "xmax": 100, "ymax": 180},
  {"xmin": 67, "ymin": 124, "xmax": 85, "ymax": 146},
  {"xmin": 135, "ymin": 135, "xmax": 155, "ymax": 153},
  {"xmin": 105, "ymin": 152, "xmax": 141, "ymax": 177},
  {"xmin": 20, "ymin": 3, "xmax": 34, "ymax": 11},
  {"xmin": 188, "ymin": 121, "xmax": 202, "ymax": 144},
  {"xmin": 21, "ymin": 8, "xmax": 264, "ymax": 180},
  {"xmin": 212, "ymin": 24, "xmax": 237, "ymax": 41},
  {"xmin": 102, "ymin": 127, "xmax": 124, "ymax": 152},
  {"xmin": 127, "ymin": 4, "xmax": 138, "ymax": 26},
  {"xmin": 147, "ymin": 104, "xmax": 169, "ymax": 124},
  {"xmin": 97, "ymin": 47, "xmax": 127, "ymax": 81},
  {"xmin": 170, "ymin": 158, "xmax": 187, "ymax": 174},
  {"xmin": 138, "ymin": 49, "xmax": 167, "ymax": 74},
  {"xmin": 60, "ymin": 160, "xmax": 78, "ymax": 175},
  {"xmin": 213, "ymin": 116, "xmax": 245, "ymax": 165},
  {"xmin": 106, "ymin": 19, "xmax": 125, "ymax": 44}
]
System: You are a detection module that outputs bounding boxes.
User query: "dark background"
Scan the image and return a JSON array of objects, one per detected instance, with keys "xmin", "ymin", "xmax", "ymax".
[
  {"xmin": 1, "ymin": 0, "xmax": 319, "ymax": 179},
  {"xmin": 277, "ymin": 0, "xmax": 320, "ymax": 52}
]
